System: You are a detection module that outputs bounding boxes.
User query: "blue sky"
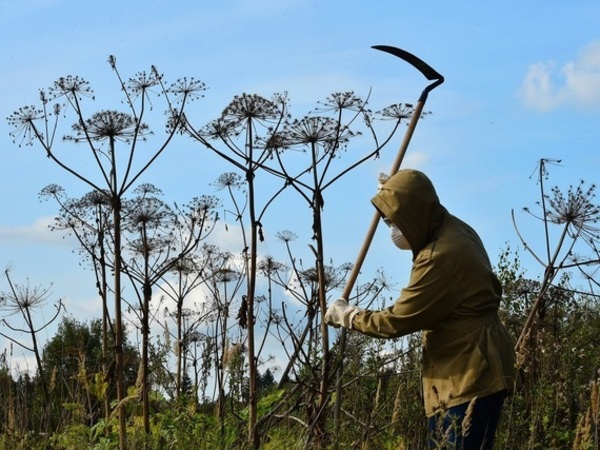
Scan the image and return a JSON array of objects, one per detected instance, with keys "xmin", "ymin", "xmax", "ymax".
[{"xmin": 1, "ymin": 1, "xmax": 600, "ymax": 372}]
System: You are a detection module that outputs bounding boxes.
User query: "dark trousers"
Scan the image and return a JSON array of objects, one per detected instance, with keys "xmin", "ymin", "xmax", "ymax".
[{"xmin": 427, "ymin": 390, "xmax": 506, "ymax": 450}]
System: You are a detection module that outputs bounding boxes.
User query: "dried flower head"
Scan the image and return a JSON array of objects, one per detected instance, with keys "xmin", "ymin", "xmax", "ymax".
[
  {"xmin": 276, "ymin": 230, "xmax": 297, "ymax": 243},
  {"xmin": 2, "ymin": 279, "xmax": 52, "ymax": 315},
  {"xmin": 284, "ymin": 116, "xmax": 356, "ymax": 156},
  {"xmin": 316, "ymin": 91, "xmax": 365, "ymax": 112},
  {"xmin": 168, "ymin": 256, "xmax": 198, "ymax": 275},
  {"xmin": 221, "ymin": 93, "xmax": 281, "ymax": 128},
  {"xmin": 546, "ymin": 180, "xmax": 600, "ymax": 245},
  {"xmin": 49, "ymin": 76, "xmax": 94, "ymax": 101},
  {"xmin": 285, "ymin": 117, "xmax": 340, "ymax": 145},
  {"xmin": 300, "ymin": 265, "xmax": 338, "ymax": 286},
  {"xmin": 168, "ymin": 77, "xmax": 207, "ymax": 103},
  {"xmin": 80, "ymin": 190, "xmax": 112, "ymax": 208},
  {"xmin": 379, "ymin": 103, "xmax": 415, "ymax": 121},
  {"xmin": 213, "ymin": 172, "xmax": 244, "ymax": 191},
  {"xmin": 133, "ymin": 183, "xmax": 163, "ymax": 197},
  {"xmin": 39, "ymin": 184, "xmax": 67, "ymax": 202},
  {"xmin": 124, "ymin": 196, "xmax": 174, "ymax": 230},
  {"xmin": 65, "ymin": 110, "xmax": 149, "ymax": 143},
  {"xmin": 184, "ymin": 196, "xmax": 220, "ymax": 228},
  {"xmin": 200, "ymin": 117, "xmax": 236, "ymax": 140},
  {"xmin": 127, "ymin": 236, "xmax": 172, "ymax": 256},
  {"xmin": 7, "ymin": 105, "xmax": 45, "ymax": 146},
  {"xmin": 127, "ymin": 70, "xmax": 162, "ymax": 102},
  {"xmin": 258, "ymin": 256, "xmax": 287, "ymax": 275},
  {"xmin": 215, "ymin": 268, "xmax": 239, "ymax": 283}
]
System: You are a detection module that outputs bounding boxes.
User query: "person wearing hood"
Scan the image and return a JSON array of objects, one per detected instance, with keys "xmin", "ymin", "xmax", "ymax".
[{"xmin": 324, "ymin": 169, "xmax": 516, "ymax": 449}]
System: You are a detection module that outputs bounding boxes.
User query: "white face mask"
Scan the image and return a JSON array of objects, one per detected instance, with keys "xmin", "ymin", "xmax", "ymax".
[{"xmin": 390, "ymin": 224, "xmax": 411, "ymax": 250}]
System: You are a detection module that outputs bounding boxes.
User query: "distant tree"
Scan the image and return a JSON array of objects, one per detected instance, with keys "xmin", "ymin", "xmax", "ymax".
[
  {"xmin": 257, "ymin": 368, "xmax": 276, "ymax": 396},
  {"xmin": 0, "ymin": 350, "xmax": 16, "ymax": 436},
  {"xmin": 41, "ymin": 316, "xmax": 140, "ymax": 425}
]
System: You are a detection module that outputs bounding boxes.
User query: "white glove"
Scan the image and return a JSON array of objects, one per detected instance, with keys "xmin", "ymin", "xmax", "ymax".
[{"xmin": 324, "ymin": 298, "xmax": 362, "ymax": 329}]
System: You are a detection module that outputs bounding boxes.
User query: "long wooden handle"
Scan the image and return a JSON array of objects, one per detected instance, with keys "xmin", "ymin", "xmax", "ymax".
[{"xmin": 341, "ymin": 99, "xmax": 427, "ymax": 299}]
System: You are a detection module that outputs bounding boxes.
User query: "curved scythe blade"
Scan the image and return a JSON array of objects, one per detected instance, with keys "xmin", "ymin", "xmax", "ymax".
[
  {"xmin": 372, "ymin": 45, "xmax": 443, "ymax": 81},
  {"xmin": 372, "ymin": 45, "xmax": 444, "ymax": 100}
]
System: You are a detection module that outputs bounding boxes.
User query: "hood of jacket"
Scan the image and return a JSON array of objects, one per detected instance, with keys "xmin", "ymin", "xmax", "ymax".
[{"xmin": 371, "ymin": 169, "xmax": 447, "ymax": 258}]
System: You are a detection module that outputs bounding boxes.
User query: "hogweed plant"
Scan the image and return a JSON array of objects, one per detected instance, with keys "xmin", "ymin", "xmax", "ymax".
[
  {"xmin": 40, "ymin": 185, "xmax": 115, "ymax": 420},
  {"xmin": 513, "ymin": 158, "xmax": 600, "ymax": 353},
  {"xmin": 120, "ymin": 184, "xmax": 219, "ymax": 435},
  {"xmin": 0, "ymin": 265, "xmax": 64, "ymax": 432},
  {"xmin": 183, "ymin": 94, "xmax": 290, "ymax": 447},
  {"xmin": 157, "ymin": 251, "xmax": 216, "ymax": 402},
  {"xmin": 7, "ymin": 56, "xmax": 206, "ymax": 450},
  {"xmin": 274, "ymin": 94, "xmax": 416, "ymax": 446},
  {"xmin": 182, "ymin": 89, "xmax": 416, "ymax": 447}
]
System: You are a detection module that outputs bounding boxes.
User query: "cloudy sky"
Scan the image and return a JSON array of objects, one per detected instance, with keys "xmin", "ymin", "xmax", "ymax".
[{"xmin": 1, "ymin": 1, "xmax": 599, "ymax": 371}]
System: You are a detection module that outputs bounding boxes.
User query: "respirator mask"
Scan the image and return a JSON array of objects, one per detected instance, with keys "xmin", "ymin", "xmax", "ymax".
[{"xmin": 389, "ymin": 223, "xmax": 411, "ymax": 250}]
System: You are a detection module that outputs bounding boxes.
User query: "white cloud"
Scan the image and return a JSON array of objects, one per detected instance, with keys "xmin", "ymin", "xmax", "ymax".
[
  {"xmin": 520, "ymin": 41, "xmax": 600, "ymax": 111},
  {"xmin": 403, "ymin": 151, "xmax": 430, "ymax": 169},
  {"xmin": 62, "ymin": 294, "xmax": 103, "ymax": 318},
  {"xmin": 0, "ymin": 216, "xmax": 67, "ymax": 245},
  {"xmin": 373, "ymin": 150, "xmax": 429, "ymax": 180}
]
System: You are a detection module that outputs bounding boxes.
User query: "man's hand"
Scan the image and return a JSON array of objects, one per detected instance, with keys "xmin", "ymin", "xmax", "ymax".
[{"xmin": 324, "ymin": 298, "xmax": 362, "ymax": 329}]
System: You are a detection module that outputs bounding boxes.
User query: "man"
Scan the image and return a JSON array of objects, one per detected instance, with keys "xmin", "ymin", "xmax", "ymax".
[{"xmin": 325, "ymin": 169, "xmax": 516, "ymax": 449}]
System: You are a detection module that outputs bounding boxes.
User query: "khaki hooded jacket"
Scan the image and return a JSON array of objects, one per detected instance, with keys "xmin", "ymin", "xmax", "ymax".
[{"xmin": 351, "ymin": 169, "xmax": 517, "ymax": 417}]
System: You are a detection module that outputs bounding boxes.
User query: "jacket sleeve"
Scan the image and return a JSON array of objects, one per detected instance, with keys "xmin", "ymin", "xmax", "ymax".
[{"xmin": 351, "ymin": 252, "xmax": 461, "ymax": 338}]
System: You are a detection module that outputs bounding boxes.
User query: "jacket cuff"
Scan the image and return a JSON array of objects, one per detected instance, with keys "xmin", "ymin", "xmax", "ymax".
[{"xmin": 348, "ymin": 308, "xmax": 362, "ymax": 330}]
